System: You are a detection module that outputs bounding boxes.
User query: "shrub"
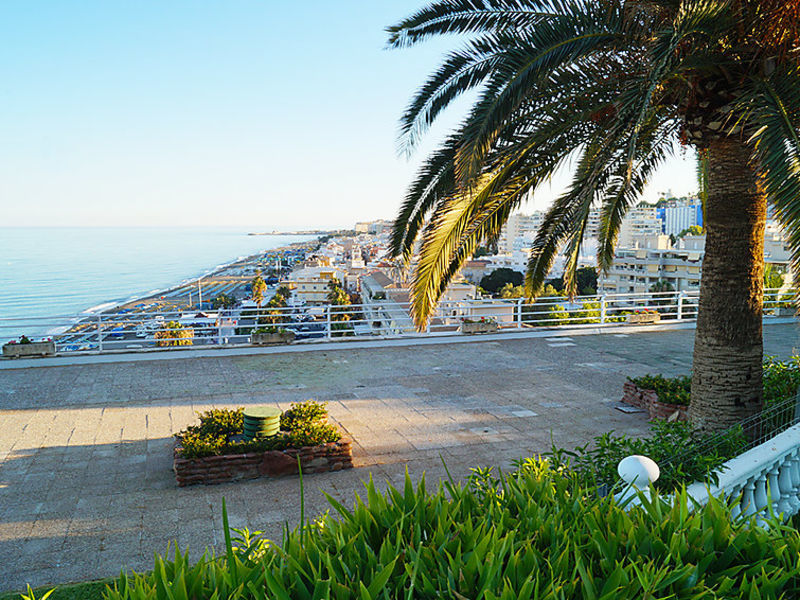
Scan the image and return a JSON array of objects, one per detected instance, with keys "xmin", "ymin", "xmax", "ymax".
[
  {"xmin": 632, "ymin": 356, "xmax": 800, "ymax": 408},
  {"xmin": 628, "ymin": 373, "xmax": 692, "ymax": 405},
  {"xmin": 541, "ymin": 420, "xmax": 747, "ymax": 492},
  {"xmin": 154, "ymin": 321, "xmax": 193, "ymax": 347},
  {"xmin": 287, "ymin": 421, "xmax": 341, "ymax": 447},
  {"xmin": 175, "ymin": 402, "xmax": 339, "ymax": 459},
  {"xmin": 280, "ymin": 400, "xmax": 329, "ymax": 430},
  {"xmin": 99, "ymin": 462, "xmax": 800, "ymax": 600},
  {"xmin": 251, "ymin": 326, "xmax": 287, "ymax": 335},
  {"xmin": 190, "ymin": 408, "xmax": 244, "ymax": 437},
  {"xmin": 762, "ymin": 354, "xmax": 800, "ymax": 405}
]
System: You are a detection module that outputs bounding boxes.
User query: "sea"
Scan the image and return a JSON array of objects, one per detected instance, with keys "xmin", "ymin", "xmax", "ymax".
[{"xmin": 0, "ymin": 227, "xmax": 316, "ymax": 340}]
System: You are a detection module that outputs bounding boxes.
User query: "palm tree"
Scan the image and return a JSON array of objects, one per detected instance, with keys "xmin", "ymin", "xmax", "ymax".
[
  {"xmin": 251, "ymin": 273, "xmax": 267, "ymax": 308},
  {"xmin": 387, "ymin": 0, "xmax": 800, "ymax": 432}
]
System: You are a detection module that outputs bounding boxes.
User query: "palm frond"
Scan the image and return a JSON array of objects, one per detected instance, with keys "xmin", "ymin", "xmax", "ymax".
[
  {"xmin": 386, "ymin": 0, "xmax": 555, "ymax": 49},
  {"xmin": 747, "ymin": 66, "xmax": 800, "ymax": 286},
  {"xmin": 452, "ymin": 1, "xmax": 624, "ymax": 186}
]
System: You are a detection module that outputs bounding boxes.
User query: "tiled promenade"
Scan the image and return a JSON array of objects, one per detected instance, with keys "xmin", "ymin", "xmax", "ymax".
[{"xmin": 1, "ymin": 323, "xmax": 798, "ymax": 591}]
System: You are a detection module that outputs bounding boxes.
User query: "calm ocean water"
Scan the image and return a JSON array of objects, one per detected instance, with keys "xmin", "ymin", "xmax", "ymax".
[{"xmin": 0, "ymin": 227, "xmax": 314, "ymax": 339}]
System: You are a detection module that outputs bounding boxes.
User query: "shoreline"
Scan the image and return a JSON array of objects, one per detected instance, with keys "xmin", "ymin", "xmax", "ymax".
[
  {"xmin": 35, "ymin": 236, "xmax": 321, "ymax": 342},
  {"xmin": 91, "ymin": 237, "xmax": 320, "ymax": 315}
]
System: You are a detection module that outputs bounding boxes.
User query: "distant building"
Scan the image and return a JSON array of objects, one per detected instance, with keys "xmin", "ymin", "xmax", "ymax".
[
  {"xmin": 460, "ymin": 260, "xmax": 492, "ymax": 284},
  {"xmin": 597, "ymin": 234, "xmax": 702, "ymax": 294},
  {"xmin": 617, "ymin": 206, "xmax": 663, "ymax": 247},
  {"xmin": 598, "ymin": 224, "xmax": 791, "ymax": 294},
  {"xmin": 290, "ymin": 267, "xmax": 345, "ymax": 304},
  {"xmin": 661, "ymin": 201, "xmax": 703, "ymax": 236},
  {"xmin": 355, "ymin": 220, "xmax": 392, "ymax": 235}
]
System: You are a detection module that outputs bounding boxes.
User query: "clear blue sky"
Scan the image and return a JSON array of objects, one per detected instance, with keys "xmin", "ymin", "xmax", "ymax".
[{"xmin": 1, "ymin": 2, "xmax": 697, "ymax": 229}]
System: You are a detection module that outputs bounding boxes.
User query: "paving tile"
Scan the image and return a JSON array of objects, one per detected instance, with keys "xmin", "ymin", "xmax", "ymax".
[{"xmin": 0, "ymin": 323, "xmax": 797, "ymax": 591}]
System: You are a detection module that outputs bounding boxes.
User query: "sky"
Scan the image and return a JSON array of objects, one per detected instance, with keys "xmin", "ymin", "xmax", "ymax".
[{"xmin": 1, "ymin": 2, "xmax": 698, "ymax": 229}]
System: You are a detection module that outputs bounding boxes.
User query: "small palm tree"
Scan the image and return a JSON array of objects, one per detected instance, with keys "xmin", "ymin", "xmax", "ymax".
[
  {"xmin": 251, "ymin": 273, "xmax": 267, "ymax": 308},
  {"xmin": 388, "ymin": 0, "xmax": 800, "ymax": 432}
]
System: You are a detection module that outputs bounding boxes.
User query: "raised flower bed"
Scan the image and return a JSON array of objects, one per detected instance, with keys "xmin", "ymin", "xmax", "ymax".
[
  {"xmin": 173, "ymin": 401, "xmax": 352, "ymax": 486},
  {"xmin": 251, "ymin": 327, "xmax": 295, "ymax": 345},
  {"xmin": 461, "ymin": 317, "xmax": 498, "ymax": 334},
  {"xmin": 621, "ymin": 375, "xmax": 690, "ymax": 421},
  {"xmin": 2, "ymin": 336, "xmax": 56, "ymax": 358},
  {"xmin": 626, "ymin": 310, "xmax": 661, "ymax": 325}
]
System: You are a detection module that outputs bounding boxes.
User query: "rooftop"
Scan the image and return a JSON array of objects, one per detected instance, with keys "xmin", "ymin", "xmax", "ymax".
[{"xmin": 0, "ymin": 323, "xmax": 798, "ymax": 591}]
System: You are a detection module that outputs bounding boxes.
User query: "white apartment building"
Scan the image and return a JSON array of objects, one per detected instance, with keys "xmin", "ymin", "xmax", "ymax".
[
  {"xmin": 598, "ymin": 225, "xmax": 791, "ymax": 294},
  {"xmin": 597, "ymin": 235, "xmax": 702, "ymax": 294},
  {"xmin": 289, "ymin": 267, "xmax": 345, "ymax": 304},
  {"xmin": 660, "ymin": 197, "xmax": 703, "ymax": 236},
  {"xmin": 497, "ymin": 212, "xmax": 544, "ymax": 253},
  {"xmin": 617, "ymin": 206, "xmax": 663, "ymax": 247},
  {"xmin": 354, "ymin": 220, "xmax": 391, "ymax": 235},
  {"xmin": 499, "ymin": 208, "xmax": 602, "ymax": 253}
]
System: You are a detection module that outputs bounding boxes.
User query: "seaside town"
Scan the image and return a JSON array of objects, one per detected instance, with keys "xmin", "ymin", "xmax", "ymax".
[
  {"xmin": 25, "ymin": 191, "xmax": 791, "ymax": 355},
  {"xmin": 6, "ymin": 3, "xmax": 800, "ymax": 599}
]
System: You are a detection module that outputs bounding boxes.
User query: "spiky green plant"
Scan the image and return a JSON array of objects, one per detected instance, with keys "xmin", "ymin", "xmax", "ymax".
[{"xmin": 388, "ymin": 0, "xmax": 800, "ymax": 432}]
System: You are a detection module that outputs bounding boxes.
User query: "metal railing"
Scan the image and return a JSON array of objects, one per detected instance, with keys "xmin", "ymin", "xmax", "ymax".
[{"xmin": 0, "ymin": 288, "xmax": 794, "ymax": 356}]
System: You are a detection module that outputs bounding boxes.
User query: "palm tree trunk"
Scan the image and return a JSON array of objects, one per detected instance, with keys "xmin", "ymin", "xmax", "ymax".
[{"xmin": 689, "ymin": 138, "xmax": 766, "ymax": 433}]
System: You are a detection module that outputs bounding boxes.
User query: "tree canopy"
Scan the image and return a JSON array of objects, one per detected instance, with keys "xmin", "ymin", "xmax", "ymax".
[
  {"xmin": 480, "ymin": 268, "xmax": 523, "ymax": 294},
  {"xmin": 387, "ymin": 0, "xmax": 800, "ymax": 329}
]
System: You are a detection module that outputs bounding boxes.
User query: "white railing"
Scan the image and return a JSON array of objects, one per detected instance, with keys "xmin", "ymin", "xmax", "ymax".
[
  {"xmin": 0, "ymin": 288, "xmax": 794, "ymax": 356},
  {"xmin": 685, "ymin": 424, "xmax": 800, "ymax": 523},
  {"xmin": 617, "ymin": 418, "xmax": 800, "ymax": 523}
]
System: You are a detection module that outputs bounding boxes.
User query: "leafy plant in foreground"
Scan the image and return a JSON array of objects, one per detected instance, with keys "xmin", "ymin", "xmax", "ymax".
[
  {"xmin": 96, "ymin": 460, "xmax": 800, "ymax": 599},
  {"xmin": 540, "ymin": 420, "xmax": 747, "ymax": 492}
]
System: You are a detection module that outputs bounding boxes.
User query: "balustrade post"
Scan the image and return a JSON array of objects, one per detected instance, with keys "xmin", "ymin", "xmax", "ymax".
[
  {"xmin": 789, "ymin": 451, "xmax": 800, "ymax": 512},
  {"xmin": 729, "ymin": 485, "xmax": 743, "ymax": 520},
  {"xmin": 676, "ymin": 292, "xmax": 684, "ymax": 321},
  {"xmin": 754, "ymin": 474, "xmax": 769, "ymax": 516},
  {"xmin": 96, "ymin": 315, "xmax": 103, "ymax": 352},
  {"xmin": 777, "ymin": 460, "xmax": 796, "ymax": 515},
  {"xmin": 325, "ymin": 305, "xmax": 332, "ymax": 339},
  {"xmin": 516, "ymin": 298, "xmax": 523, "ymax": 329},
  {"xmin": 768, "ymin": 465, "xmax": 782, "ymax": 515},
  {"xmin": 600, "ymin": 296, "xmax": 607, "ymax": 324},
  {"xmin": 741, "ymin": 479, "xmax": 757, "ymax": 518}
]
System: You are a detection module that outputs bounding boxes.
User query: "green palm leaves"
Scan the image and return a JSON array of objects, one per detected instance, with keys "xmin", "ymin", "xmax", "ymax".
[{"xmin": 388, "ymin": 0, "xmax": 800, "ymax": 329}]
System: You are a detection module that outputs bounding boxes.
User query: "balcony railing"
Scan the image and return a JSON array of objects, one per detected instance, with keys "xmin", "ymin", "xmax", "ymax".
[{"xmin": 0, "ymin": 288, "xmax": 794, "ymax": 356}]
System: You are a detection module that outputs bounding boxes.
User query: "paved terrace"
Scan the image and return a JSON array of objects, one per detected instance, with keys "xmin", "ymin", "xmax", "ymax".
[{"xmin": 1, "ymin": 323, "xmax": 799, "ymax": 591}]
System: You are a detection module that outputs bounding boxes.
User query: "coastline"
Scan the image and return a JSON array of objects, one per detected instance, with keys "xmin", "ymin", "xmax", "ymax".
[
  {"xmin": 88, "ymin": 237, "xmax": 320, "ymax": 316},
  {"xmin": 29, "ymin": 236, "xmax": 321, "ymax": 343}
]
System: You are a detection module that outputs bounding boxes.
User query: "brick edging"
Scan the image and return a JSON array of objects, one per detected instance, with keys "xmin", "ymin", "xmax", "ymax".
[
  {"xmin": 173, "ymin": 430, "xmax": 354, "ymax": 487},
  {"xmin": 621, "ymin": 381, "xmax": 688, "ymax": 421}
]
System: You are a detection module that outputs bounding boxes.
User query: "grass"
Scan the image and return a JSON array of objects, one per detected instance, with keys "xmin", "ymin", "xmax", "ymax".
[{"xmin": 0, "ymin": 578, "xmax": 114, "ymax": 600}]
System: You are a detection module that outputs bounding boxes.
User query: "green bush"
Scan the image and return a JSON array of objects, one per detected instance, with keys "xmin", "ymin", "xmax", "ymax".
[
  {"xmin": 628, "ymin": 373, "xmax": 692, "ymax": 405},
  {"xmin": 542, "ymin": 421, "xmax": 747, "ymax": 492},
  {"xmin": 762, "ymin": 354, "xmax": 800, "ymax": 404},
  {"xmin": 94, "ymin": 462, "xmax": 800, "ymax": 600},
  {"xmin": 631, "ymin": 356, "xmax": 800, "ymax": 408},
  {"xmin": 280, "ymin": 400, "xmax": 328, "ymax": 430},
  {"xmin": 251, "ymin": 326, "xmax": 288, "ymax": 335},
  {"xmin": 287, "ymin": 421, "xmax": 341, "ymax": 448},
  {"xmin": 175, "ymin": 402, "xmax": 339, "ymax": 459},
  {"xmin": 190, "ymin": 408, "xmax": 244, "ymax": 437}
]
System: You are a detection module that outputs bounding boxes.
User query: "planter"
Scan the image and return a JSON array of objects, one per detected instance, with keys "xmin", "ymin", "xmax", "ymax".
[
  {"xmin": 626, "ymin": 312, "xmax": 661, "ymax": 325},
  {"xmin": 2, "ymin": 340, "xmax": 56, "ymax": 358},
  {"xmin": 173, "ymin": 432, "xmax": 353, "ymax": 487},
  {"xmin": 621, "ymin": 381, "xmax": 688, "ymax": 421},
  {"xmin": 461, "ymin": 321, "xmax": 498, "ymax": 334},
  {"xmin": 251, "ymin": 330, "xmax": 295, "ymax": 345}
]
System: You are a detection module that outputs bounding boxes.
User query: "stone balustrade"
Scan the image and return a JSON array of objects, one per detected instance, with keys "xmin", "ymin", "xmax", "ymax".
[
  {"xmin": 617, "ymin": 423, "xmax": 800, "ymax": 522},
  {"xmin": 684, "ymin": 423, "xmax": 800, "ymax": 522}
]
